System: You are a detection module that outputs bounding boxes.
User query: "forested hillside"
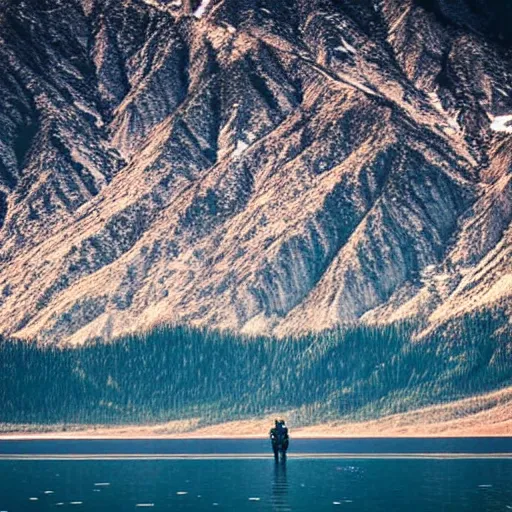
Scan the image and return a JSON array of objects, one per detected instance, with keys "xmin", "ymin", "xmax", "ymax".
[{"xmin": 2, "ymin": 310, "xmax": 510, "ymax": 427}]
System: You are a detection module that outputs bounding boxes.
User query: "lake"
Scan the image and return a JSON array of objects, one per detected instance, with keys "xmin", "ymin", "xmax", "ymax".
[{"xmin": 0, "ymin": 440, "xmax": 511, "ymax": 511}]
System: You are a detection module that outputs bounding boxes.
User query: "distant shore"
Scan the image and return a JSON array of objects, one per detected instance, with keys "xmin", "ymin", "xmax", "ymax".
[
  {"xmin": 1, "ymin": 413, "xmax": 510, "ymax": 440},
  {"xmin": 2, "ymin": 387, "xmax": 511, "ymax": 440},
  {"xmin": 1, "ymin": 432, "xmax": 510, "ymax": 440},
  {"xmin": 0, "ymin": 429, "xmax": 510, "ymax": 441}
]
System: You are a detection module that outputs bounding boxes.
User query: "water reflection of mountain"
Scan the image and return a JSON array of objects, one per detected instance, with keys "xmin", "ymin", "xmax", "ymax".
[{"xmin": 272, "ymin": 461, "xmax": 291, "ymax": 512}]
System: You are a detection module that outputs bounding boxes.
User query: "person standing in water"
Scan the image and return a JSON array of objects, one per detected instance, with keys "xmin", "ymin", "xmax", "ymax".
[{"xmin": 270, "ymin": 419, "xmax": 289, "ymax": 461}]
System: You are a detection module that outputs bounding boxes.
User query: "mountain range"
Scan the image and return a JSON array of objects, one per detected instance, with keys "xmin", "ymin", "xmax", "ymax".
[{"xmin": 0, "ymin": 0, "xmax": 511, "ymax": 345}]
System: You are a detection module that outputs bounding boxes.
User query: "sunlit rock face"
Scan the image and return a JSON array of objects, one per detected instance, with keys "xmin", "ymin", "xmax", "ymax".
[{"xmin": 0, "ymin": 0, "xmax": 510, "ymax": 344}]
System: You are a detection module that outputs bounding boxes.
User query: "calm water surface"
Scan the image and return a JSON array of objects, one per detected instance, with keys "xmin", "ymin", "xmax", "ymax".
[{"xmin": 1, "ymin": 458, "xmax": 512, "ymax": 511}]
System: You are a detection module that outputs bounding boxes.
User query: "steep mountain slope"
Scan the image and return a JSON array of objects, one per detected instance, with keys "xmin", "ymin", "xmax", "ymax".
[{"xmin": 0, "ymin": 0, "xmax": 510, "ymax": 344}]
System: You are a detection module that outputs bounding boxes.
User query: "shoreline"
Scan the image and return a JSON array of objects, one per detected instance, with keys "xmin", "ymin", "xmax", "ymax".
[
  {"xmin": 1, "ymin": 433, "xmax": 511, "ymax": 440},
  {"xmin": 1, "ymin": 428, "xmax": 511, "ymax": 441},
  {"xmin": 2, "ymin": 386, "xmax": 511, "ymax": 440}
]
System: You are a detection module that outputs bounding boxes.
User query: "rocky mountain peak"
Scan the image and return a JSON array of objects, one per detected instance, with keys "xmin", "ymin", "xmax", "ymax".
[{"xmin": 0, "ymin": 0, "xmax": 510, "ymax": 344}]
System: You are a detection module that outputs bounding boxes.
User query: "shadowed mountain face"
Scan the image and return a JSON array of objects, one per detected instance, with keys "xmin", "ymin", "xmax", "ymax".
[
  {"xmin": 0, "ymin": 0, "xmax": 510, "ymax": 344},
  {"xmin": 414, "ymin": 0, "xmax": 512, "ymax": 44}
]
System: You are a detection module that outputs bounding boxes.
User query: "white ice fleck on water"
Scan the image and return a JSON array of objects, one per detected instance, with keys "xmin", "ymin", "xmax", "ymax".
[
  {"xmin": 70, "ymin": 502, "xmax": 83, "ymax": 505},
  {"xmin": 44, "ymin": 491, "xmax": 54, "ymax": 495},
  {"xmin": 177, "ymin": 492, "xmax": 188, "ymax": 495},
  {"xmin": 94, "ymin": 483, "xmax": 110, "ymax": 486},
  {"xmin": 248, "ymin": 497, "xmax": 261, "ymax": 501},
  {"xmin": 29, "ymin": 498, "xmax": 38, "ymax": 501},
  {"xmin": 333, "ymin": 502, "xmax": 341, "ymax": 505}
]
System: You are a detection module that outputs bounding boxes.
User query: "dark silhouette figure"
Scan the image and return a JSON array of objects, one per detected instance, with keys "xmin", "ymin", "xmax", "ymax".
[{"xmin": 270, "ymin": 419, "xmax": 289, "ymax": 461}]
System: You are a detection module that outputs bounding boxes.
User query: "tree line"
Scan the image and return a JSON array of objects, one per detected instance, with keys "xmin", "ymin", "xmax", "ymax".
[{"xmin": 0, "ymin": 308, "xmax": 510, "ymax": 427}]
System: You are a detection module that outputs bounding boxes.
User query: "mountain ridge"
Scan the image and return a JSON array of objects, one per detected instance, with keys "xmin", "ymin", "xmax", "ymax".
[{"xmin": 0, "ymin": 0, "xmax": 510, "ymax": 344}]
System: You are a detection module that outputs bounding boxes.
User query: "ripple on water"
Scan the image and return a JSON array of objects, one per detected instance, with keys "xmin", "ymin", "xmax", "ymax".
[
  {"xmin": 135, "ymin": 505, "xmax": 154, "ymax": 508},
  {"xmin": 336, "ymin": 466, "xmax": 363, "ymax": 475}
]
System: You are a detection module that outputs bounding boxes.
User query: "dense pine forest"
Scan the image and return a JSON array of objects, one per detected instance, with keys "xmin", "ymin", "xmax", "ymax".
[{"xmin": 1, "ymin": 309, "xmax": 511, "ymax": 428}]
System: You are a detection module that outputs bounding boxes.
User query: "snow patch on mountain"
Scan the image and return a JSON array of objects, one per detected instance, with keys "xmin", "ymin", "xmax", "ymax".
[
  {"xmin": 194, "ymin": 0, "xmax": 211, "ymax": 18},
  {"xmin": 337, "ymin": 38, "xmax": 357, "ymax": 55},
  {"xmin": 0, "ymin": 0, "xmax": 511, "ymax": 344},
  {"xmin": 141, "ymin": 0, "xmax": 182, "ymax": 11},
  {"xmin": 490, "ymin": 115, "xmax": 512, "ymax": 134},
  {"xmin": 233, "ymin": 140, "xmax": 249, "ymax": 158}
]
